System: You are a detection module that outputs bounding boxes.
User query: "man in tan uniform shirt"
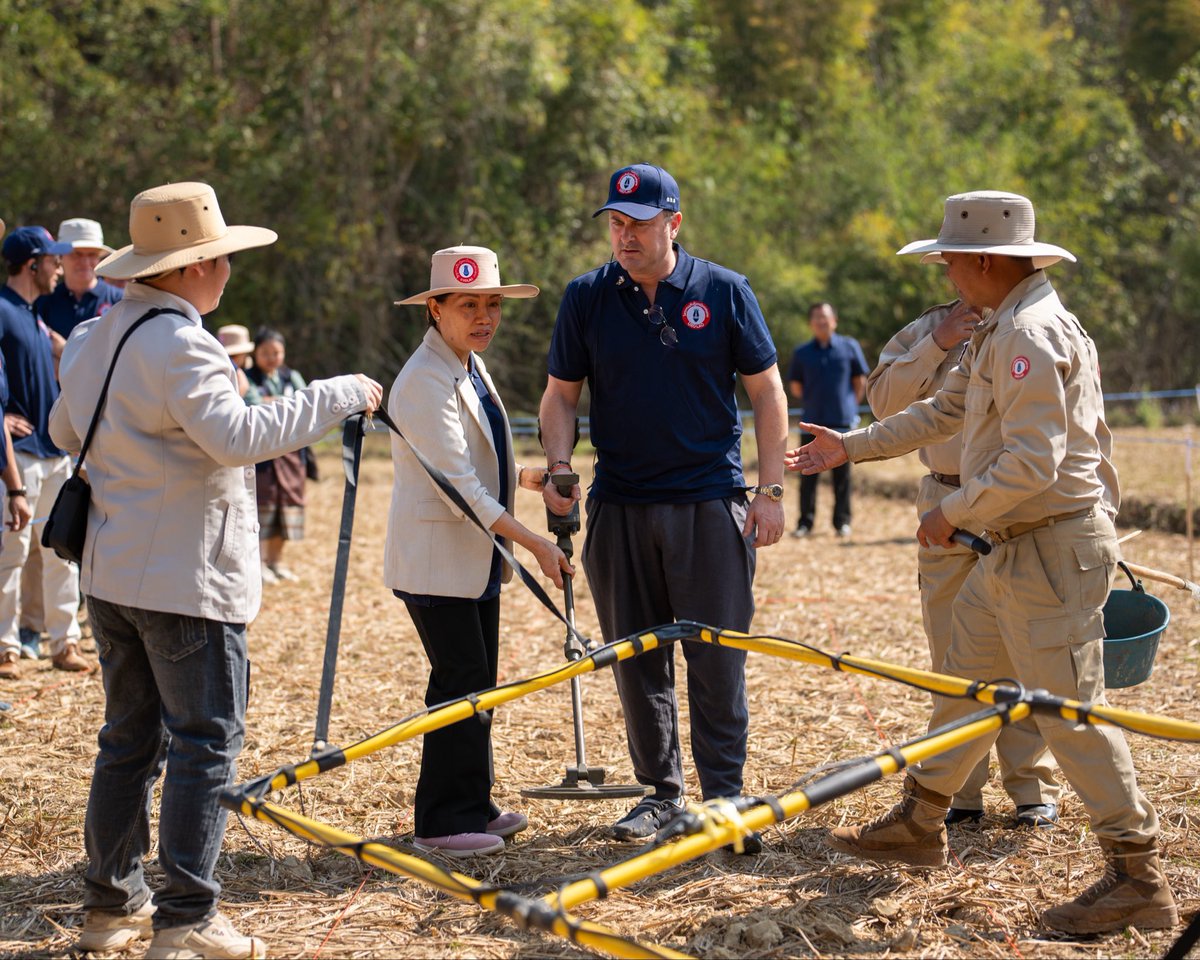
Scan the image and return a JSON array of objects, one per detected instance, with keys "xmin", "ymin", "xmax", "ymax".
[
  {"xmin": 788, "ymin": 191, "xmax": 1175, "ymax": 934},
  {"xmin": 867, "ymin": 299, "xmax": 1060, "ymax": 826}
]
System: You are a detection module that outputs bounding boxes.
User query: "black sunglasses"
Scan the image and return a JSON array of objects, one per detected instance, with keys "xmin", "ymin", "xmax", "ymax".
[{"xmin": 647, "ymin": 304, "xmax": 677, "ymax": 347}]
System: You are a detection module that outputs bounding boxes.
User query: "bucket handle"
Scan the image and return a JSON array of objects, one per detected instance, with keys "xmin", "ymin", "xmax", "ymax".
[{"xmin": 1117, "ymin": 559, "xmax": 1145, "ymax": 594}]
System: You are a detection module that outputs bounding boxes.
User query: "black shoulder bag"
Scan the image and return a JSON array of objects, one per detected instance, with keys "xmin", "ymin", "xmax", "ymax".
[{"xmin": 42, "ymin": 308, "xmax": 182, "ymax": 564}]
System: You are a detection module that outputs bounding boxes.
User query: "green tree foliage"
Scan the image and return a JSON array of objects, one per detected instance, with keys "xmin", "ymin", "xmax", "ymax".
[{"xmin": 1, "ymin": 0, "xmax": 1195, "ymax": 409}]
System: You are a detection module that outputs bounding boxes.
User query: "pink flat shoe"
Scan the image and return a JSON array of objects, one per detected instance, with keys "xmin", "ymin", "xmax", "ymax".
[
  {"xmin": 413, "ymin": 832, "xmax": 505, "ymax": 857},
  {"xmin": 486, "ymin": 811, "xmax": 528, "ymax": 838}
]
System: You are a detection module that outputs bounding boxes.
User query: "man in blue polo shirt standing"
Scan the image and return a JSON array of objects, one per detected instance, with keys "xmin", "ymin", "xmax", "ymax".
[
  {"xmin": 0, "ymin": 226, "xmax": 88, "ymax": 674},
  {"xmin": 786, "ymin": 302, "xmax": 868, "ymax": 538},
  {"xmin": 540, "ymin": 163, "xmax": 788, "ymax": 845}
]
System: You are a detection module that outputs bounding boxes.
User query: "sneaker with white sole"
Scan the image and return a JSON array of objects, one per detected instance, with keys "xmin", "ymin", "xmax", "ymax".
[
  {"xmin": 610, "ymin": 797, "xmax": 684, "ymax": 840},
  {"xmin": 486, "ymin": 811, "xmax": 528, "ymax": 838},
  {"xmin": 76, "ymin": 898, "xmax": 155, "ymax": 952},
  {"xmin": 145, "ymin": 912, "xmax": 266, "ymax": 959},
  {"xmin": 413, "ymin": 832, "xmax": 506, "ymax": 857},
  {"xmin": 268, "ymin": 564, "xmax": 298, "ymax": 582}
]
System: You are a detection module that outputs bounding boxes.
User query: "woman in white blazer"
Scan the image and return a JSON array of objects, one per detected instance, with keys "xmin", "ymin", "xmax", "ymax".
[{"xmin": 386, "ymin": 246, "xmax": 571, "ymax": 858}]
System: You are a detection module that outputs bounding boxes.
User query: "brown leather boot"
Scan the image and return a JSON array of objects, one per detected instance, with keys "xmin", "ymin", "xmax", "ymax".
[
  {"xmin": 1042, "ymin": 838, "xmax": 1178, "ymax": 934},
  {"xmin": 51, "ymin": 644, "xmax": 91, "ymax": 673},
  {"xmin": 827, "ymin": 775, "xmax": 951, "ymax": 867},
  {"xmin": 0, "ymin": 650, "xmax": 18, "ymax": 680}
]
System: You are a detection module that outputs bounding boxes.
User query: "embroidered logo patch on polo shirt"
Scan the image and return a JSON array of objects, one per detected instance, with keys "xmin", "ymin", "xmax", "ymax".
[
  {"xmin": 616, "ymin": 171, "xmax": 640, "ymax": 194},
  {"xmin": 682, "ymin": 300, "xmax": 711, "ymax": 329},
  {"xmin": 453, "ymin": 258, "xmax": 479, "ymax": 283},
  {"xmin": 1011, "ymin": 356, "xmax": 1031, "ymax": 379}
]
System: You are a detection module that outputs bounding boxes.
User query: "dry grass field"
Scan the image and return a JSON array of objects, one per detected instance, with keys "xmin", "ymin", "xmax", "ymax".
[{"xmin": 1, "ymin": 430, "xmax": 1198, "ymax": 959}]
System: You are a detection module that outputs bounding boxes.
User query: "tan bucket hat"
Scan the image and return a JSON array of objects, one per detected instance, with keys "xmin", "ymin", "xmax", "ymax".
[
  {"xmin": 395, "ymin": 245, "xmax": 538, "ymax": 304},
  {"xmin": 897, "ymin": 190, "xmax": 1076, "ymax": 269},
  {"xmin": 216, "ymin": 324, "xmax": 254, "ymax": 357},
  {"xmin": 57, "ymin": 217, "xmax": 115, "ymax": 255},
  {"xmin": 96, "ymin": 182, "xmax": 277, "ymax": 280}
]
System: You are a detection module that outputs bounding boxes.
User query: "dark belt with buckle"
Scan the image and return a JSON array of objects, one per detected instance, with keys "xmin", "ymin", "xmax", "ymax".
[
  {"xmin": 985, "ymin": 506, "xmax": 1095, "ymax": 544},
  {"xmin": 930, "ymin": 472, "xmax": 961, "ymax": 488}
]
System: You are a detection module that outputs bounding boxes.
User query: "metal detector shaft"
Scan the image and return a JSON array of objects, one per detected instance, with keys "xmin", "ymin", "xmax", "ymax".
[
  {"xmin": 564, "ymin": 575, "xmax": 590, "ymax": 770},
  {"xmin": 312, "ymin": 414, "xmax": 366, "ymax": 755}
]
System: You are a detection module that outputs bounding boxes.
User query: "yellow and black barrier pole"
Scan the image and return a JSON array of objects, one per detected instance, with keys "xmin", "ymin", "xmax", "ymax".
[
  {"xmin": 223, "ymin": 794, "xmax": 688, "ymax": 959},
  {"xmin": 544, "ymin": 701, "xmax": 1024, "ymax": 914}
]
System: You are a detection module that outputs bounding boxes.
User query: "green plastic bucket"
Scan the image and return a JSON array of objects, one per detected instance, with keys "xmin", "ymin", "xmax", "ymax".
[{"xmin": 1102, "ymin": 562, "xmax": 1170, "ymax": 689}]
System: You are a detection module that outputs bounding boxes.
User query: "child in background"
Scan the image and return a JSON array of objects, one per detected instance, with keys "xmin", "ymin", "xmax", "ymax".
[{"xmin": 246, "ymin": 328, "xmax": 312, "ymax": 583}]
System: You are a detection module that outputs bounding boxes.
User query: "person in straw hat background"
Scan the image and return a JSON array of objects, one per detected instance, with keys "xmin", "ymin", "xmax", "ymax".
[
  {"xmin": 787, "ymin": 190, "xmax": 1176, "ymax": 934},
  {"xmin": 385, "ymin": 245, "xmax": 572, "ymax": 857},
  {"xmin": 216, "ymin": 323, "xmax": 254, "ymax": 397},
  {"xmin": 49, "ymin": 181, "xmax": 383, "ymax": 958}
]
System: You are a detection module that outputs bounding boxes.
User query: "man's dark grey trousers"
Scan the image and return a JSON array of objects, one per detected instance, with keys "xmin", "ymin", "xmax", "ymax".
[{"xmin": 581, "ymin": 496, "xmax": 756, "ymax": 801}]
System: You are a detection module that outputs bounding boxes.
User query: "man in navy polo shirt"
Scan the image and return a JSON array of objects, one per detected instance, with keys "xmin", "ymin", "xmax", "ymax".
[
  {"xmin": 786, "ymin": 302, "xmax": 868, "ymax": 537},
  {"xmin": 540, "ymin": 163, "xmax": 788, "ymax": 845},
  {"xmin": 0, "ymin": 226, "xmax": 88, "ymax": 674},
  {"xmin": 36, "ymin": 218, "xmax": 124, "ymax": 339}
]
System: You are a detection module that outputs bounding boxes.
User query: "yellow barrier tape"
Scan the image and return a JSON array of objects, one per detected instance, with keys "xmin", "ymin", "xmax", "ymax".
[
  {"xmin": 232, "ymin": 794, "xmax": 688, "ymax": 959},
  {"xmin": 223, "ymin": 619, "xmax": 1200, "ymax": 957}
]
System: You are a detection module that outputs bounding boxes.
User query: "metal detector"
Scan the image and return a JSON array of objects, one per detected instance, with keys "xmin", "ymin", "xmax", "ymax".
[{"xmin": 521, "ymin": 472, "xmax": 646, "ymax": 801}]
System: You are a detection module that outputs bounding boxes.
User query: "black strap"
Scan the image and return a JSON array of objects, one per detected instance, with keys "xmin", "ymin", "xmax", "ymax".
[
  {"xmin": 1165, "ymin": 909, "xmax": 1200, "ymax": 960},
  {"xmin": 74, "ymin": 307, "xmax": 185, "ymax": 474},
  {"xmin": 371, "ymin": 406, "xmax": 586, "ymax": 647}
]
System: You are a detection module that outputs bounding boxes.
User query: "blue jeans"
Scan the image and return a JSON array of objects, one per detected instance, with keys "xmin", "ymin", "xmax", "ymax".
[{"xmin": 82, "ymin": 597, "xmax": 248, "ymax": 928}]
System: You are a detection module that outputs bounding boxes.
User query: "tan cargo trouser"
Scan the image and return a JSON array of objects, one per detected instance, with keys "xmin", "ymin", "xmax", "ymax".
[
  {"xmin": 0, "ymin": 452, "xmax": 82, "ymax": 658},
  {"xmin": 917, "ymin": 475, "xmax": 1059, "ymax": 808},
  {"xmin": 911, "ymin": 507, "xmax": 1158, "ymax": 842}
]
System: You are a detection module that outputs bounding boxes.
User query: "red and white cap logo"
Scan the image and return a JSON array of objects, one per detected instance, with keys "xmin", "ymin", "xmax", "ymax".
[
  {"xmin": 682, "ymin": 301, "xmax": 711, "ymax": 329},
  {"xmin": 616, "ymin": 171, "xmax": 640, "ymax": 195},
  {"xmin": 453, "ymin": 258, "xmax": 480, "ymax": 283},
  {"xmin": 1011, "ymin": 356, "xmax": 1031, "ymax": 379}
]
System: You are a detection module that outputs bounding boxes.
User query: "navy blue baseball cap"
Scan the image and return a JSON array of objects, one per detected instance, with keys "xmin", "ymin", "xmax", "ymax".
[
  {"xmin": 593, "ymin": 163, "xmax": 681, "ymax": 220},
  {"xmin": 2, "ymin": 226, "xmax": 73, "ymax": 267}
]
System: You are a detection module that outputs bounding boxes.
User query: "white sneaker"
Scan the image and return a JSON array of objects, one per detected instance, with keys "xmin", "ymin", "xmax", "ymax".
[
  {"xmin": 269, "ymin": 564, "xmax": 299, "ymax": 582},
  {"xmin": 76, "ymin": 898, "xmax": 154, "ymax": 952},
  {"xmin": 145, "ymin": 912, "xmax": 267, "ymax": 959},
  {"xmin": 260, "ymin": 563, "xmax": 279, "ymax": 585}
]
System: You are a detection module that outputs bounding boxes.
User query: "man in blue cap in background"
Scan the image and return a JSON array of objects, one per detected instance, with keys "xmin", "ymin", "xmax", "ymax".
[
  {"xmin": 0, "ymin": 226, "xmax": 88, "ymax": 675},
  {"xmin": 540, "ymin": 163, "xmax": 788, "ymax": 846}
]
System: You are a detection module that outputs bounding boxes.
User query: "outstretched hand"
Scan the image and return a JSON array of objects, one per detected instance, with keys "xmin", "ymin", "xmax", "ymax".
[{"xmin": 784, "ymin": 423, "xmax": 849, "ymax": 475}]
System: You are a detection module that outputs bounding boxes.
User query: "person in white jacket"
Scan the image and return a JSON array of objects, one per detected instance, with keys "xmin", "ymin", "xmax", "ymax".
[{"xmin": 50, "ymin": 182, "xmax": 382, "ymax": 960}]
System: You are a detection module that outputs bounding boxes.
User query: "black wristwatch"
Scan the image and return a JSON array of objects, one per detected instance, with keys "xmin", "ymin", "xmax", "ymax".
[
  {"xmin": 6, "ymin": 488, "xmax": 27, "ymax": 498},
  {"xmin": 745, "ymin": 483, "xmax": 784, "ymax": 502}
]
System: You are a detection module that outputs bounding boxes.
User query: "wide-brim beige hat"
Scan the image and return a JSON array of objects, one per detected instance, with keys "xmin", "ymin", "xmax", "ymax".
[
  {"xmin": 97, "ymin": 182, "xmax": 277, "ymax": 280},
  {"xmin": 57, "ymin": 217, "xmax": 115, "ymax": 255},
  {"xmin": 395, "ymin": 245, "xmax": 538, "ymax": 304},
  {"xmin": 897, "ymin": 190, "xmax": 1076, "ymax": 269},
  {"xmin": 216, "ymin": 323, "xmax": 254, "ymax": 357}
]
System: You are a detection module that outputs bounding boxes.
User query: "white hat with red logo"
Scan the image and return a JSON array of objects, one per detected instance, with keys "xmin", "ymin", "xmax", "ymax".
[
  {"xmin": 898, "ymin": 191, "xmax": 1075, "ymax": 269},
  {"xmin": 395, "ymin": 245, "xmax": 539, "ymax": 304}
]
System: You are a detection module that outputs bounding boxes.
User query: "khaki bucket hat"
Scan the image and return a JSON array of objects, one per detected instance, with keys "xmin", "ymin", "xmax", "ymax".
[
  {"xmin": 395, "ymin": 245, "xmax": 538, "ymax": 305},
  {"xmin": 97, "ymin": 182, "xmax": 277, "ymax": 280},
  {"xmin": 897, "ymin": 190, "xmax": 1076, "ymax": 269}
]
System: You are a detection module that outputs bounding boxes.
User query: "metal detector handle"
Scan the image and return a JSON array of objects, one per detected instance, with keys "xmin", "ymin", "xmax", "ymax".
[
  {"xmin": 952, "ymin": 530, "xmax": 992, "ymax": 556},
  {"xmin": 546, "ymin": 471, "xmax": 580, "ymax": 540}
]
